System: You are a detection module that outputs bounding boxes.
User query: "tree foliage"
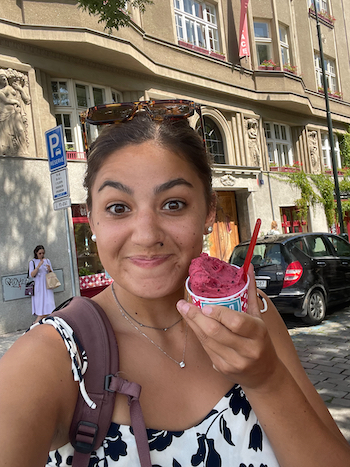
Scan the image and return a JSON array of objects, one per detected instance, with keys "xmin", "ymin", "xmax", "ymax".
[
  {"xmin": 76, "ymin": 0, "xmax": 153, "ymax": 32},
  {"xmin": 337, "ymin": 127, "xmax": 350, "ymax": 168}
]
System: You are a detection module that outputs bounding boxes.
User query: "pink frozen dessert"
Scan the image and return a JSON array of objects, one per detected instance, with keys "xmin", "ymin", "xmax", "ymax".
[{"xmin": 188, "ymin": 253, "xmax": 246, "ymax": 298}]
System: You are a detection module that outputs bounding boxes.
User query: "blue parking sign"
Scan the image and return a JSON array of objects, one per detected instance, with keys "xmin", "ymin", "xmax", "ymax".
[{"xmin": 45, "ymin": 125, "xmax": 67, "ymax": 173}]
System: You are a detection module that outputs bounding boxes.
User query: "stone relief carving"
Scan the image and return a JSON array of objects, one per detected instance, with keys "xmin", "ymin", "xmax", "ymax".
[
  {"xmin": 0, "ymin": 68, "xmax": 31, "ymax": 156},
  {"xmin": 220, "ymin": 174, "xmax": 235, "ymax": 186},
  {"xmin": 245, "ymin": 117, "xmax": 260, "ymax": 166},
  {"xmin": 308, "ymin": 130, "xmax": 319, "ymax": 168}
]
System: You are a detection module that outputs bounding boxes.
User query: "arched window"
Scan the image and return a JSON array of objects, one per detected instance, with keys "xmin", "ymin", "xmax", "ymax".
[{"xmin": 197, "ymin": 116, "xmax": 226, "ymax": 163}]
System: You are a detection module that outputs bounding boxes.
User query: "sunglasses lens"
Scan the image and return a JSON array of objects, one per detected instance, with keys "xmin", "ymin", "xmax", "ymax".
[
  {"xmin": 150, "ymin": 101, "xmax": 195, "ymax": 119},
  {"xmin": 87, "ymin": 104, "xmax": 135, "ymax": 123}
]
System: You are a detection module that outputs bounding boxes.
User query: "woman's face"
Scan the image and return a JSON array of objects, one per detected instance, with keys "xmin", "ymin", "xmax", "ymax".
[
  {"xmin": 89, "ymin": 140, "xmax": 215, "ymax": 299},
  {"xmin": 37, "ymin": 249, "xmax": 45, "ymax": 259}
]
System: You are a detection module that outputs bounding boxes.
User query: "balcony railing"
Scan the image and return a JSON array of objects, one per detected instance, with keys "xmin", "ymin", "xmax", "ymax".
[{"xmin": 66, "ymin": 151, "xmax": 87, "ymax": 160}]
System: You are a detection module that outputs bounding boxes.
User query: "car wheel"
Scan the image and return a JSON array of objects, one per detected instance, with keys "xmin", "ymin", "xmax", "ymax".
[{"xmin": 302, "ymin": 290, "xmax": 326, "ymax": 325}]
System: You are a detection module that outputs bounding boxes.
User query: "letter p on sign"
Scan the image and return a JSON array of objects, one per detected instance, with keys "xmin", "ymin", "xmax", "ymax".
[{"xmin": 45, "ymin": 125, "xmax": 67, "ymax": 173}]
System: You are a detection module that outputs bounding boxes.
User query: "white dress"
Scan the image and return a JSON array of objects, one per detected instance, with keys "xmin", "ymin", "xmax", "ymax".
[{"xmin": 29, "ymin": 258, "xmax": 56, "ymax": 316}]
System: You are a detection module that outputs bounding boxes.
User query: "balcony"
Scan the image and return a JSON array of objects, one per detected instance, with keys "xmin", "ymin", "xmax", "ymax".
[{"xmin": 66, "ymin": 151, "xmax": 87, "ymax": 161}]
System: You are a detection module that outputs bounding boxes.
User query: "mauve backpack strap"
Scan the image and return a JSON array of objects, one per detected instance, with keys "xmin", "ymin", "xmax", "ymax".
[
  {"xmin": 51, "ymin": 296, "xmax": 152, "ymax": 467},
  {"xmin": 109, "ymin": 377, "xmax": 152, "ymax": 467}
]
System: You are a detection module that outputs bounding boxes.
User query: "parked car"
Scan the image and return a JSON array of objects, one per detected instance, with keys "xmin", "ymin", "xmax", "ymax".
[{"xmin": 229, "ymin": 232, "xmax": 350, "ymax": 325}]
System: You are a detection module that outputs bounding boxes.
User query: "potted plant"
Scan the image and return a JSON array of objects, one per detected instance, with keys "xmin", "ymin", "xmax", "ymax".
[
  {"xmin": 283, "ymin": 63, "xmax": 297, "ymax": 74},
  {"xmin": 332, "ymin": 90, "xmax": 343, "ymax": 99},
  {"xmin": 260, "ymin": 59, "xmax": 277, "ymax": 70}
]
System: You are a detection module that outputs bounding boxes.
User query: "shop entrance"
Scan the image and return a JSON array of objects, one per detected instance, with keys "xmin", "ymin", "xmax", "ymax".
[{"xmin": 280, "ymin": 206, "xmax": 308, "ymax": 233}]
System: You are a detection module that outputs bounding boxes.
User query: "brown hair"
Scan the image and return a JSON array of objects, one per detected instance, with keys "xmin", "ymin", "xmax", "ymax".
[
  {"xmin": 83, "ymin": 113, "xmax": 214, "ymax": 211},
  {"xmin": 33, "ymin": 245, "xmax": 45, "ymax": 258},
  {"xmin": 271, "ymin": 220, "xmax": 278, "ymax": 230}
]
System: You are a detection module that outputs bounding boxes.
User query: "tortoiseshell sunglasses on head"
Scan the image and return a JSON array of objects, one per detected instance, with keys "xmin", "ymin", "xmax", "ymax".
[{"xmin": 79, "ymin": 99, "xmax": 206, "ymax": 155}]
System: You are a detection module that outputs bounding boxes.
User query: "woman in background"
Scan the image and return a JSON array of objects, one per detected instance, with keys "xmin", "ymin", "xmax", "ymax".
[{"xmin": 29, "ymin": 245, "xmax": 56, "ymax": 323}]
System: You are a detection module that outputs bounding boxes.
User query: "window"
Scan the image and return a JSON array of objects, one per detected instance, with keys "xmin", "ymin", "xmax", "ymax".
[
  {"xmin": 315, "ymin": 54, "xmax": 337, "ymax": 93},
  {"xmin": 321, "ymin": 133, "xmax": 341, "ymax": 170},
  {"xmin": 309, "ymin": 0, "xmax": 329, "ymax": 14},
  {"xmin": 51, "ymin": 80, "xmax": 117, "ymax": 154},
  {"xmin": 326, "ymin": 235, "xmax": 350, "ymax": 257},
  {"xmin": 254, "ymin": 21, "xmax": 273, "ymax": 65},
  {"xmin": 55, "ymin": 114, "xmax": 74, "ymax": 151},
  {"xmin": 51, "ymin": 81, "xmax": 70, "ymax": 106},
  {"xmin": 279, "ymin": 24, "xmax": 290, "ymax": 66},
  {"xmin": 203, "ymin": 117, "xmax": 225, "ymax": 164},
  {"xmin": 174, "ymin": 0, "xmax": 220, "ymax": 53},
  {"xmin": 264, "ymin": 122, "xmax": 293, "ymax": 166},
  {"xmin": 304, "ymin": 235, "xmax": 331, "ymax": 257}
]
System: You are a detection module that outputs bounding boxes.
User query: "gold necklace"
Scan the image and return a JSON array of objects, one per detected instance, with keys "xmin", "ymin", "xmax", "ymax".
[{"xmin": 111, "ymin": 284, "xmax": 188, "ymax": 368}]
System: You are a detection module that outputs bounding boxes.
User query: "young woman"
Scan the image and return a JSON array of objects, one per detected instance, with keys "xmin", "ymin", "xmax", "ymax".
[
  {"xmin": 29, "ymin": 245, "xmax": 56, "ymax": 323},
  {"xmin": 1, "ymin": 102, "xmax": 349, "ymax": 467}
]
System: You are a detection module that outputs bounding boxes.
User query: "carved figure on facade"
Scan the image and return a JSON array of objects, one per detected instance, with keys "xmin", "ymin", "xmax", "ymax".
[
  {"xmin": 0, "ymin": 68, "xmax": 31, "ymax": 156},
  {"xmin": 245, "ymin": 117, "xmax": 260, "ymax": 166},
  {"xmin": 307, "ymin": 130, "xmax": 319, "ymax": 169}
]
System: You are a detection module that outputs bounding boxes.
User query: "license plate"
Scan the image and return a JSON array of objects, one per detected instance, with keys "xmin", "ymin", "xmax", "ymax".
[{"xmin": 256, "ymin": 279, "xmax": 267, "ymax": 289}]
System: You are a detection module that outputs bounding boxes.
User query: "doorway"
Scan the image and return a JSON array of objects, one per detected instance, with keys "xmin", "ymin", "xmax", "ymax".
[{"xmin": 210, "ymin": 191, "xmax": 240, "ymax": 262}]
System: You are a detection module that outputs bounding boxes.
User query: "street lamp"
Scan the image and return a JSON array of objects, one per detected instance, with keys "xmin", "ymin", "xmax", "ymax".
[{"xmin": 312, "ymin": 0, "xmax": 345, "ymax": 235}]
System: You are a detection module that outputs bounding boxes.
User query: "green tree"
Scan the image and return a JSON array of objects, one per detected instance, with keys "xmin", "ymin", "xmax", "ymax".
[
  {"xmin": 337, "ymin": 126, "xmax": 350, "ymax": 168},
  {"xmin": 77, "ymin": 0, "xmax": 153, "ymax": 32}
]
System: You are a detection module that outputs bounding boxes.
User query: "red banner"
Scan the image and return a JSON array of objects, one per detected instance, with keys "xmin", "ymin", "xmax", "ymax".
[{"xmin": 239, "ymin": 0, "xmax": 250, "ymax": 58}]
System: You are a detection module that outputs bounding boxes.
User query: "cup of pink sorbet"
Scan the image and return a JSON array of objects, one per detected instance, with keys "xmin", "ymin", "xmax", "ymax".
[{"xmin": 185, "ymin": 253, "xmax": 250, "ymax": 313}]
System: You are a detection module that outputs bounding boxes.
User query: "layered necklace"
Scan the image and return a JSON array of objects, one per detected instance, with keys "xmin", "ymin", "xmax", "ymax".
[{"xmin": 111, "ymin": 284, "xmax": 188, "ymax": 368}]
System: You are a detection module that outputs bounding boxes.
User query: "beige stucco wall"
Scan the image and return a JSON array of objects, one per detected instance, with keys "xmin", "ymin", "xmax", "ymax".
[{"xmin": 0, "ymin": 157, "xmax": 82, "ymax": 333}]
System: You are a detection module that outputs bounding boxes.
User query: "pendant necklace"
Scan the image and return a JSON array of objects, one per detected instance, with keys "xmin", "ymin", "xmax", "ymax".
[{"xmin": 111, "ymin": 284, "xmax": 188, "ymax": 368}]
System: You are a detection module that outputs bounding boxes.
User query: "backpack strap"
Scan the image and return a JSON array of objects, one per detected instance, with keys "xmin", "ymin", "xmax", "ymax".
[{"xmin": 52, "ymin": 296, "xmax": 152, "ymax": 467}]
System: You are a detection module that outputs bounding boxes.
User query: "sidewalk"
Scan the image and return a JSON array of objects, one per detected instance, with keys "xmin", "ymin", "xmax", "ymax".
[
  {"xmin": 286, "ymin": 306, "xmax": 350, "ymax": 443},
  {"xmin": 1, "ymin": 307, "xmax": 350, "ymax": 442}
]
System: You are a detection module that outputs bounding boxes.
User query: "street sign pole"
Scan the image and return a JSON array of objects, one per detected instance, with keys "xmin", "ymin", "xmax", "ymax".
[
  {"xmin": 45, "ymin": 125, "xmax": 76, "ymax": 296},
  {"xmin": 312, "ymin": 0, "xmax": 345, "ymax": 235},
  {"xmin": 64, "ymin": 209, "xmax": 76, "ymax": 297}
]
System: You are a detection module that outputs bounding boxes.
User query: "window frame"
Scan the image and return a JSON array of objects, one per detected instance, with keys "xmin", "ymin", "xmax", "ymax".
[
  {"xmin": 279, "ymin": 24, "xmax": 290, "ymax": 66},
  {"xmin": 51, "ymin": 79, "xmax": 119, "ymax": 154},
  {"xmin": 321, "ymin": 132, "xmax": 341, "ymax": 170},
  {"xmin": 254, "ymin": 21, "xmax": 273, "ymax": 65},
  {"xmin": 264, "ymin": 122, "xmax": 293, "ymax": 166},
  {"xmin": 174, "ymin": 0, "xmax": 220, "ymax": 54},
  {"xmin": 309, "ymin": 0, "xmax": 329, "ymax": 14},
  {"xmin": 314, "ymin": 53, "xmax": 337, "ymax": 93}
]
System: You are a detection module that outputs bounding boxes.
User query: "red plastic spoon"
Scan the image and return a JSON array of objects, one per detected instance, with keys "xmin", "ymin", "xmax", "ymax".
[{"xmin": 242, "ymin": 218, "xmax": 262, "ymax": 278}]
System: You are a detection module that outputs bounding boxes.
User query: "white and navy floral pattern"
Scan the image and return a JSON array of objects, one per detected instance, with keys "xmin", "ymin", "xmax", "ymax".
[{"xmin": 42, "ymin": 316, "xmax": 280, "ymax": 467}]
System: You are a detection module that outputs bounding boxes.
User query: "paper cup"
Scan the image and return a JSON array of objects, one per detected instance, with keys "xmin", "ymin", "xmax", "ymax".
[{"xmin": 185, "ymin": 266, "xmax": 249, "ymax": 313}]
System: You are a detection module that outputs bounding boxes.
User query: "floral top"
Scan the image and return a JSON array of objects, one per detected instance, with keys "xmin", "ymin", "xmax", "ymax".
[{"xmin": 34, "ymin": 317, "xmax": 280, "ymax": 467}]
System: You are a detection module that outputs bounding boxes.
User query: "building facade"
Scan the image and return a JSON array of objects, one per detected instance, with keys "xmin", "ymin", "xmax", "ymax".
[{"xmin": 1, "ymin": 0, "xmax": 350, "ymax": 332}]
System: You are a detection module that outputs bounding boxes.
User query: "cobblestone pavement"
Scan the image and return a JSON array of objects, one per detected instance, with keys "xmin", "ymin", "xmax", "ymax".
[
  {"xmin": 1, "ymin": 306, "xmax": 350, "ymax": 442},
  {"xmin": 285, "ymin": 305, "xmax": 350, "ymax": 442}
]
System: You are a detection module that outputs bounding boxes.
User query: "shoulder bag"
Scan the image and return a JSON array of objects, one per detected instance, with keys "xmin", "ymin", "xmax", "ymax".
[{"xmin": 25, "ymin": 261, "xmax": 35, "ymax": 296}]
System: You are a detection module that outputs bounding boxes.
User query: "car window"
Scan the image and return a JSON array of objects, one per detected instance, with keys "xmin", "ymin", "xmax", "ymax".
[
  {"xmin": 326, "ymin": 235, "xmax": 350, "ymax": 257},
  {"xmin": 288, "ymin": 239, "xmax": 305, "ymax": 253},
  {"xmin": 304, "ymin": 235, "xmax": 331, "ymax": 258},
  {"xmin": 264, "ymin": 244, "xmax": 282, "ymax": 264},
  {"xmin": 231, "ymin": 243, "xmax": 282, "ymax": 267},
  {"xmin": 230, "ymin": 245, "xmax": 248, "ymax": 266}
]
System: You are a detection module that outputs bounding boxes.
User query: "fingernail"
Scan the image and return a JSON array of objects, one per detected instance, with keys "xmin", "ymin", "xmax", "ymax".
[
  {"xmin": 177, "ymin": 300, "xmax": 190, "ymax": 316},
  {"xmin": 202, "ymin": 305, "xmax": 213, "ymax": 316}
]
